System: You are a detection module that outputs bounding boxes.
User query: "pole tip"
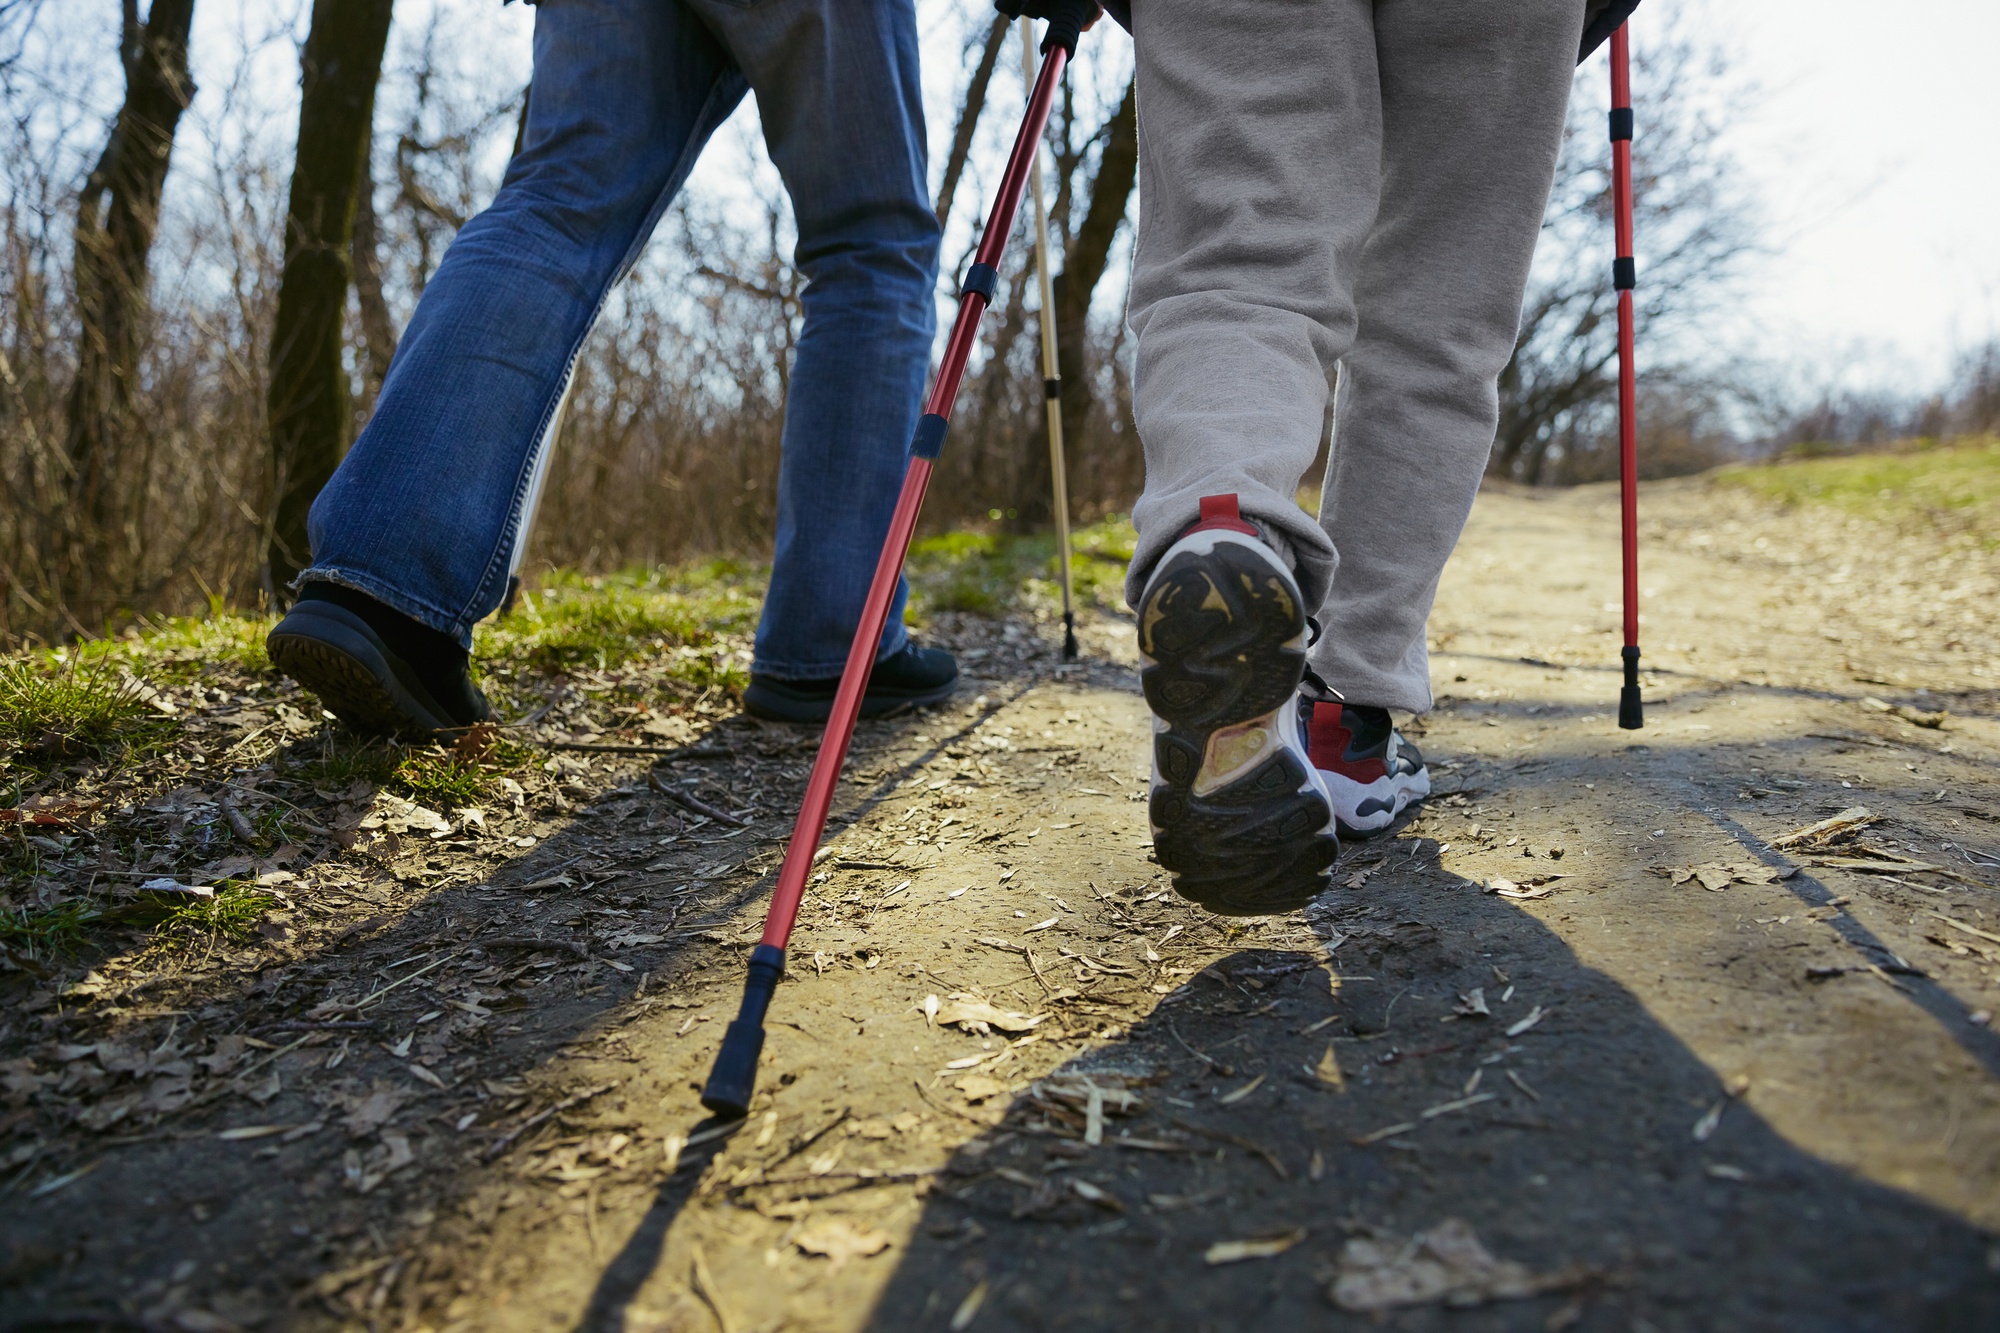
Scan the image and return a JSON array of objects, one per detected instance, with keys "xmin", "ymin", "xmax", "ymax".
[
  {"xmin": 1618, "ymin": 644, "xmax": 1642, "ymax": 730},
  {"xmin": 699, "ymin": 1019, "xmax": 765, "ymax": 1119},
  {"xmin": 1618, "ymin": 686, "xmax": 1644, "ymax": 731}
]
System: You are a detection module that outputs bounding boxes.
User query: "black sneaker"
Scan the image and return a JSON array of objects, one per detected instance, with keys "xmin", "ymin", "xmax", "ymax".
[
  {"xmin": 741, "ymin": 641, "xmax": 958, "ymax": 723},
  {"xmin": 1302, "ymin": 698, "xmax": 1432, "ymax": 837},
  {"xmin": 266, "ymin": 584, "xmax": 489, "ymax": 739},
  {"xmin": 1140, "ymin": 495, "xmax": 1338, "ymax": 916}
]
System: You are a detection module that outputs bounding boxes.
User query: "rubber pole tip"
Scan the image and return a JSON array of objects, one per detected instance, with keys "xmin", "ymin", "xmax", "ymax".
[
  {"xmin": 699, "ymin": 1018, "xmax": 765, "ymax": 1119},
  {"xmin": 1618, "ymin": 686, "xmax": 1644, "ymax": 731}
]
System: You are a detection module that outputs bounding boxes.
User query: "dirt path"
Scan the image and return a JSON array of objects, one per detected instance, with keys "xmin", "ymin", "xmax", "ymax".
[{"xmin": 5, "ymin": 479, "xmax": 1999, "ymax": 1331}]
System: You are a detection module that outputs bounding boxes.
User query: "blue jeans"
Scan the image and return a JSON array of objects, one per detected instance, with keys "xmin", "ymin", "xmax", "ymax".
[{"xmin": 305, "ymin": 0, "xmax": 938, "ymax": 678}]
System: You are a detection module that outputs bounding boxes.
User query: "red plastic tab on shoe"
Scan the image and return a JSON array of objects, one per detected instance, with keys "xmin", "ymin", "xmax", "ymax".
[
  {"xmin": 1305, "ymin": 700, "xmax": 1347, "ymax": 770},
  {"xmin": 1191, "ymin": 494, "xmax": 1260, "ymax": 536},
  {"xmin": 1306, "ymin": 701, "xmax": 1388, "ymax": 781}
]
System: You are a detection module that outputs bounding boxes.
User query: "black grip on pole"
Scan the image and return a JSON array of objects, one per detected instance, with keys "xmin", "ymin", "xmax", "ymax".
[
  {"xmin": 960, "ymin": 262, "xmax": 999, "ymax": 302},
  {"xmin": 1618, "ymin": 645, "xmax": 1644, "ymax": 731},
  {"xmin": 910, "ymin": 412, "xmax": 949, "ymax": 461},
  {"xmin": 701, "ymin": 943, "xmax": 785, "ymax": 1118},
  {"xmin": 1609, "ymin": 107, "xmax": 1634, "ymax": 141},
  {"xmin": 1044, "ymin": 377, "xmax": 1061, "ymax": 401},
  {"xmin": 1613, "ymin": 257, "xmax": 1637, "ymax": 290},
  {"xmin": 1038, "ymin": 3, "xmax": 1091, "ymax": 54}
]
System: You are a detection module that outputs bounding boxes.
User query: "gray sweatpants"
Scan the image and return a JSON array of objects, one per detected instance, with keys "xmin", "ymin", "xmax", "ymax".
[{"xmin": 1124, "ymin": 0, "xmax": 1587, "ymax": 713}]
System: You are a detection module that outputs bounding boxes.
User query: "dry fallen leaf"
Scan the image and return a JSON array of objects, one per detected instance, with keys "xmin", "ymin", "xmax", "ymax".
[
  {"xmin": 956, "ymin": 1073, "xmax": 1010, "ymax": 1103},
  {"xmin": 794, "ymin": 1216, "xmax": 893, "ymax": 1267},
  {"xmin": 1504, "ymin": 1005, "xmax": 1547, "ymax": 1038},
  {"xmin": 1330, "ymin": 1218, "xmax": 1585, "ymax": 1311},
  {"xmin": 1770, "ymin": 806, "xmax": 1876, "ymax": 849},
  {"xmin": 1313, "ymin": 1044, "xmax": 1345, "ymax": 1092},
  {"xmin": 950, "ymin": 1280, "xmax": 989, "ymax": 1332},
  {"xmin": 935, "ymin": 994, "xmax": 1045, "ymax": 1035},
  {"xmin": 340, "ymin": 1084, "xmax": 405, "ymax": 1137},
  {"xmin": 1205, "ymin": 1228, "xmax": 1307, "ymax": 1265}
]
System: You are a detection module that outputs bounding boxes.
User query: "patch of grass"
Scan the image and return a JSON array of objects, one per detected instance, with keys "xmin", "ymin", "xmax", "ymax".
[
  {"xmin": 0, "ymin": 654, "xmax": 175, "ymax": 764},
  {"xmin": 291, "ymin": 736, "xmax": 402, "ymax": 791},
  {"xmin": 159, "ymin": 881, "xmax": 272, "ymax": 941},
  {"xmin": 479, "ymin": 566, "xmax": 762, "ymax": 679},
  {"xmin": 391, "ymin": 746, "xmax": 493, "ymax": 810},
  {"xmin": 1716, "ymin": 436, "xmax": 2000, "ymax": 544},
  {"xmin": 905, "ymin": 515, "xmax": 1137, "ymax": 620},
  {"xmin": 72, "ymin": 599, "xmax": 275, "ymax": 683},
  {"xmin": 0, "ymin": 899, "xmax": 101, "ymax": 963}
]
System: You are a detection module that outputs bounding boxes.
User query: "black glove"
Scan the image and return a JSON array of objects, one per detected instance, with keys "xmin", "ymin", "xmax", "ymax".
[{"xmin": 995, "ymin": 0, "xmax": 1104, "ymax": 55}]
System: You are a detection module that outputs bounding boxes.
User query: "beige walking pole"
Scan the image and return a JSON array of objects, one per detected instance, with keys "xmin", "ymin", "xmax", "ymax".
[{"xmin": 1020, "ymin": 17, "xmax": 1079, "ymax": 660}]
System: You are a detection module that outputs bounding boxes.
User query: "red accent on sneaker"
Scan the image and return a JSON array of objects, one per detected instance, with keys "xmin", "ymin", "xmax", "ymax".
[
  {"xmin": 1190, "ymin": 494, "xmax": 1260, "ymax": 537},
  {"xmin": 1305, "ymin": 701, "xmax": 1389, "ymax": 782}
]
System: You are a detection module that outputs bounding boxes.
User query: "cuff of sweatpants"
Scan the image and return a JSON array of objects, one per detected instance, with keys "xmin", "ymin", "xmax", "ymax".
[
  {"xmin": 1124, "ymin": 480, "xmax": 1335, "ymax": 613},
  {"xmin": 1307, "ymin": 631, "xmax": 1436, "ymax": 715}
]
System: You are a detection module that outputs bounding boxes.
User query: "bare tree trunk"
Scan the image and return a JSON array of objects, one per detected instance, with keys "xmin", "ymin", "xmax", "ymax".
[
  {"xmin": 63, "ymin": 0, "xmax": 197, "ymax": 625},
  {"xmin": 351, "ymin": 146, "xmax": 397, "ymax": 414},
  {"xmin": 1019, "ymin": 75, "xmax": 1135, "ymax": 528},
  {"xmin": 266, "ymin": 0, "xmax": 395, "ymax": 592},
  {"xmin": 934, "ymin": 17, "xmax": 1008, "ymax": 233}
]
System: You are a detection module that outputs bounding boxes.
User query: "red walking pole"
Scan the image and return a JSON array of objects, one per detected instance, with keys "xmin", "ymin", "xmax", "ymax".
[
  {"xmin": 700, "ymin": 26, "xmax": 1080, "ymax": 1119},
  {"xmin": 1611, "ymin": 24, "xmax": 1644, "ymax": 731}
]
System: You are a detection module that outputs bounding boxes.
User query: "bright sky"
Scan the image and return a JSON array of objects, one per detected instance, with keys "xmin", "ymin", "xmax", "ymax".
[
  {"xmin": 1711, "ymin": 0, "xmax": 2000, "ymax": 391},
  {"xmin": 152, "ymin": 0, "xmax": 2000, "ymax": 399}
]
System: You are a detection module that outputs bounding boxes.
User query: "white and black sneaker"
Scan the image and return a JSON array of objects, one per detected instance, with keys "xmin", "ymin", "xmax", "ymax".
[
  {"xmin": 1139, "ymin": 495, "xmax": 1339, "ymax": 916},
  {"xmin": 1301, "ymin": 698, "xmax": 1432, "ymax": 837}
]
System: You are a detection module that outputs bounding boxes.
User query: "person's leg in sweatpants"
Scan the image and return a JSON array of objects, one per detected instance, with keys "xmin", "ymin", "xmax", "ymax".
[
  {"xmin": 1123, "ymin": 0, "xmax": 1380, "ymax": 913},
  {"xmin": 1302, "ymin": 0, "xmax": 1583, "ymax": 836},
  {"xmin": 1123, "ymin": 0, "xmax": 1583, "ymax": 904},
  {"xmin": 1310, "ymin": 0, "xmax": 1584, "ymax": 714}
]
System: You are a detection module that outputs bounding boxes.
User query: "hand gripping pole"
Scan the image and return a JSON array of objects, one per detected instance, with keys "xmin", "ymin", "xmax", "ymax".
[
  {"xmin": 702, "ymin": 34, "xmax": 1075, "ymax": 1119},
  {"xmin": 1610, "ymin": 24, "xmax": 1644, "ymax": 731}
]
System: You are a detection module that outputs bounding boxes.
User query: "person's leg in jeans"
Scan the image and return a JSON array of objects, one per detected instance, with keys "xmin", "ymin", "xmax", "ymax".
[
  {"xmin": 701, "ymin": 1, "xmax": 937, "ymax": 679},
  {"xmin": 277, "ymin": 0, "xmax": 946, "ymax": 734},
  {"xmin": 697, "ymin": 0, "xmax": 956, "ymax": 720},
  {"xmin": 306, "ymin": 0, "xmax": 746, "ymax": 643}
]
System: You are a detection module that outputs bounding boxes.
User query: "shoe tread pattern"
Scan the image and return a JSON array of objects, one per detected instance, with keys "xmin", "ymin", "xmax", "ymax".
[
  {"xmin": 1142, "ymin": 541, "xmax": 1333, "ymax": 915},
  {"xmin": 267, "ymin": 632, "xmax": 434, "ymax": 739}
]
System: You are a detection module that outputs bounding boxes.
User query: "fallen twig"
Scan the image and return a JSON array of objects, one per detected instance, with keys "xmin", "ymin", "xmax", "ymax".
[
  {"xmin": 478, "ymin": 935, "xmax": 589, "ymax": 959},
  {"xmin": 253, "ymin": 1020, "xmax": 380, "ymax": 1034},
  {"xmin": 483, "ymin": 1082, "xmax": 619, "ymax": 1160},
  {"xmin": 1168, "ymin": 1115, "xmax": 1289, "ymax": 1179},
  {"xmin": 914, "ymin": 1078, "xmax": 1002, "ymax": 1126},
  {"xmin": 551, "ymin": 742, "xmax": 734, "ymax": 759},
  {"xmin": 648, "ymin": 771, "xmax": 748, "ymax": 827},
  {"xmin": 217, "ymin": 796, "xmax": 258, "ymax": 849}
]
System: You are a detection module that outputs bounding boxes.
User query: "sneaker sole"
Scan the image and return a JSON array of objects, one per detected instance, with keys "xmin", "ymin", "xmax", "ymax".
[
  {"xmin": 1141, "ymin": 534, "xmax": 1337, "ymax": 915},
  {"xmin": 1325, "ymin": 766, "xmax": 1433, "ymax": 838},
  {"xmin": 267, "ymin": 604, "xmax": 454, "ymax": 740},
  {"xmin": 740, "ymin": 677, "xmax": 958, "ymax": 724}
]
